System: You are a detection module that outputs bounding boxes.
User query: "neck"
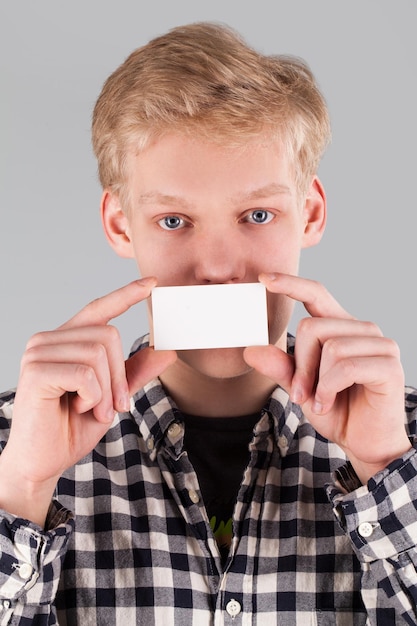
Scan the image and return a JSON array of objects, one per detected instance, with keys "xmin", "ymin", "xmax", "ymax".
[{"xmin": 159, "ymin": 358, "xmax": 277, "ymax": 417}]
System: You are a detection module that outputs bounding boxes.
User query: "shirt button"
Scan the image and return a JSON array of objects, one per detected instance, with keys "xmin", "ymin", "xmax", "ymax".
[
  {"xmin": 188, "ymin": 489, "xmax": 200, "ymax": 504},
  {"xmin": 278, "ymin": 435, "xmax": 288, "ymax": 449},
  {"xmin": 403, "ymin": 563, "xmax": 416, "ymax": 581},
  {"xmin": 18, "ymin": 563, "xmax": 33, "ymax": 580},
  {"xmin": 226, "ymin": 599, "xmax": 241, "ymax": 617},
  {"xmin": 358, "ymin": 522, "xmax": 374, "ymax": 538},
  {"xmin": 146, "ymin": 436, "xmax": 155, "ymax": 451},
  {"xmin": 167, "ymin": 423, "xmax": 182, "ymax": 438}
]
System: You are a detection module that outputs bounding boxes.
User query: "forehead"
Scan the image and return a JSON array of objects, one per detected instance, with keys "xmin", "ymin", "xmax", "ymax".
[{"xmin": 126, "ymin": 133, "xmax": 297, "ymax": 200}]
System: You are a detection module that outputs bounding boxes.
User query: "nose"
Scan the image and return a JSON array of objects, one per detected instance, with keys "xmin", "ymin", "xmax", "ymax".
[{"xmin": 192, "ymin": 230, "xmax": 246, "ymax": 284}]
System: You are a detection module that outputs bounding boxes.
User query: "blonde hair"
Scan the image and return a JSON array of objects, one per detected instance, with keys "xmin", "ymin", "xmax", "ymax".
[{"xmin": 92, "ymin": 22, "xmax": 331, "ymax": 201}]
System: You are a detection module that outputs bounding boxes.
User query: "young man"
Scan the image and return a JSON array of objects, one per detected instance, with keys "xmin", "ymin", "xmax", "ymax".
[{"xmin": 0, "ymin": 21, "xmax": 416, "ymax": 625}]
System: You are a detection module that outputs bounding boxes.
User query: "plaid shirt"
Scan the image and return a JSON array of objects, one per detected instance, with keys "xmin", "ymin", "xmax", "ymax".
[{"xmin": 1, "ymin": 335, "xmax": 417, "ymax": 625}]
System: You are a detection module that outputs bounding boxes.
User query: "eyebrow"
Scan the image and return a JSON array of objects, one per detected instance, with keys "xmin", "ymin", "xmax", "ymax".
[
  {"xmin": 136, "ymin": 183, "xmax": 291, "ymax": 210},
  {"xmin": 233, "ymin": 183, "xmax": 291, "ymax": 203},
  {"xmin": 137, "ymin": 192, "xmax": 193, "ymax": 210}
]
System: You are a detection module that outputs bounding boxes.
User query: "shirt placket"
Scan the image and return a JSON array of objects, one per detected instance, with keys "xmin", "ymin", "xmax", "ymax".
[
  {"xmin": 157, "ymin": 419, "xmax": 224, "ymax": 595},
  {"xmin": 213, "ymin": 412, "xmax": 275, "ymax": 625},
  {"xmin": 137, "ymin": 387, "xmax": 285, "ymax": 624}
]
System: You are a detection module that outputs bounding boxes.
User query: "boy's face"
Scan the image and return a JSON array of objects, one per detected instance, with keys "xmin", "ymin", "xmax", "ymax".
[{"xmin": 102, "ymin": 133, "xmax": 325, "ymax": 379}]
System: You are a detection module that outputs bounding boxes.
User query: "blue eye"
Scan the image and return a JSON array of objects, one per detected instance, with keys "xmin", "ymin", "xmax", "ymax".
[
  {"xmin": 158, "ymin": 216, "xmax": 185, "ymax": 230},
  {"xmin": 245, "ymin": 210, "xmax": 274, "ymax": 224}
]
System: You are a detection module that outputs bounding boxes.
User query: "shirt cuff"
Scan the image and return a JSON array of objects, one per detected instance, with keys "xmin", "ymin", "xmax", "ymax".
[
  {"xmin": 327, "ymin": 446, "xmax": 417, "ymax": 562},
  {"xmin": 0, "ymin": 500, "xmax": 74, "ymax": 605}
]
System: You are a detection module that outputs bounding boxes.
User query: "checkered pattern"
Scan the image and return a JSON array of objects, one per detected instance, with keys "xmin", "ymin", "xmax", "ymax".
[{"xmin": 1, "ymin": 336, "xmax": 417, "ymax": 625}]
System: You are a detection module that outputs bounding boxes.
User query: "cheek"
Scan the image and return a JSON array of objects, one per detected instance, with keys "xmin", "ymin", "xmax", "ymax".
[
  {"xmin": 130, "ymin": 234, "xmax": 162, "ymax": 272},
  {"xmin": 132, "ymin": 240, "xmax": 187, "ymax": 285},
  {"xmin": 257, "ymin": 219, "xmax": 304, "ymax": 262},
  {"xmin": 258, "ymin": 236, "xmax": 301, "ymax": 275}
]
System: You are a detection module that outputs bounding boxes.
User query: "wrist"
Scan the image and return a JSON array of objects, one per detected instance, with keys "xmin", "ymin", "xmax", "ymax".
[
  {"xmin": 349, "ymin": 440, "xmax": 413, "ymax": 485},
  {"xmin": 0, "ymin": 452, "xmax": 58, "ymax": 527}
]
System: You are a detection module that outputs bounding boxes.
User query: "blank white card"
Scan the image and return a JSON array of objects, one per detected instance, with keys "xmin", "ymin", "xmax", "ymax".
[{"xmin": 151, "ymin": 282, "xmax": 269, "ymax": 351}]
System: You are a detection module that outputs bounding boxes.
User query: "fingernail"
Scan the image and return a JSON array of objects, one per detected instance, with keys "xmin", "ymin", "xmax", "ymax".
[
  {"xmin": 120, "ymin": 392, "xmax": 131, "ymax": 413},
  {"xmin": 137, "ymin": 276, "xmax": 157, "ymax": 288},
  {"xmin": 312, "ymin": 400, "xmax": 323, "ymax": 414},
  {"xmin": 261, "ymin": 273, "xmax": 278, "ymax": 281},
  {"xmin": 105, "ymin": 406, "xmax": 116, "ymax": 422},
  {"xmin": 291, "ymin": 388, "xmax": 303, "ymax": 404}
]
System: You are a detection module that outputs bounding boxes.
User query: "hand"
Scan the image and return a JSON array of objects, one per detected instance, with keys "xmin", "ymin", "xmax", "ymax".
[
  {"xmin": 0, "ymin": 277, "xmax": 176, "ymax": 525},
  {"xmin": 244, "ymin": 273, "xmax": 411, "ymax": 483}
]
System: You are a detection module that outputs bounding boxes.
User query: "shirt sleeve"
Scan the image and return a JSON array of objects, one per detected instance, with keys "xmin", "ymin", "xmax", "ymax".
[
  {"xmin": 0, "ymin": 501, "xmax": 74, "ymax": 625},
  {"xmin": 326, "ymin": 385, "xmax": 417, "ymax": 622},
  {"xmin": 328, "ymin": 444, "xmax": 417, "ymax": 623},
  {"xmin": 1, "ymin": 388, "xmax": 74, "ymax": 624}
]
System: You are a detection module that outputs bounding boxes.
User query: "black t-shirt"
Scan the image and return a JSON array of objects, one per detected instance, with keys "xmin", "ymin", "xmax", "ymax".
[{"xmin": 182, "ymin": 412, "xmax": 261, "ymax": 564}]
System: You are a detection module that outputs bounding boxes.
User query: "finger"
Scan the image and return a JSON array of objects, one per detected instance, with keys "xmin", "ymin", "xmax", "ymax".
[
  {"xmin": 60, "ymin": 277, "xmax": 157, "ymax": 330},
  {"xmin": 319, "ymin": 335, "xmax": 399, "ymax": 381},
  {"xmin": 259, "ymin": 273, "xmax": 354, "ymax": 320},
  {"xmin": 314, "ymin": 355, "xmax": 404, "ymax": 415},
  {"xmin": 243, "ymin": 344, "xmax": 294, "ymax": 393},
  {"xmin": 125, "ymin": 347, "xmax": 177, "ymax": 396},
  {"xmin": 314, "ymin": 338, "xmax": 403, "ymax": 413},
  {"xmin": 291, "ymin": 319, "xmax": 384, "ymax": 404},
  {"xmin": 26, "ymin": 326, "xmax": 130, "ymax": 413},
  {"xmin": 22, "ymin": 339, "xmax": 120, "ymax": 419},
  {"xmin": 18, "ymin": 360, "xmax": 110, "ymax": 423}
]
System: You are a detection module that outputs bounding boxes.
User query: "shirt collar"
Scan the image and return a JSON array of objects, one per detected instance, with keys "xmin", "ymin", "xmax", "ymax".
[{"xmin": 130, "ymin": 334, "xmax": 302, "ymax": 459}]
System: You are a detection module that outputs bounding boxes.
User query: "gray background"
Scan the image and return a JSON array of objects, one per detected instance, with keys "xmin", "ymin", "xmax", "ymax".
[{"xmin": 0, "ymin": 0, "xmax": 416, "ymax": 391}]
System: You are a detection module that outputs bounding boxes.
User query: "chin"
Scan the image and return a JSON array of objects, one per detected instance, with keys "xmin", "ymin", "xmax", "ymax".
[{"xmin": 177, "ymin": 346, "xmax": 253, "ymax": 380}]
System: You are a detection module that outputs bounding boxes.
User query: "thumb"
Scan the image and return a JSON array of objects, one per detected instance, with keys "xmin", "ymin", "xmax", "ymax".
[
  {"xmin": 243, "ymin": 345, "xmax": 294, "ymax": 394},
  {"xmin": 125, "ymin": 347, "xmax": 177, "ymax": 396}
]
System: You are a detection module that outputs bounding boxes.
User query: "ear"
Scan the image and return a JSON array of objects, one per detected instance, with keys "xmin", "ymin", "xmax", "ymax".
[
  {"xmin": 101, "ymin": 190, "xmax": 135, "ymax": 258},
  {"xmin": 301, "ymin": 176, "xmax": 327, "ymax": 249}
]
